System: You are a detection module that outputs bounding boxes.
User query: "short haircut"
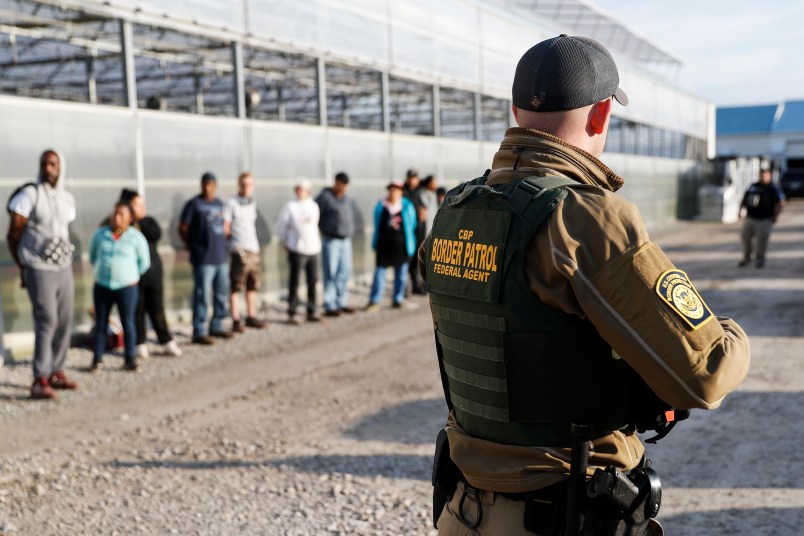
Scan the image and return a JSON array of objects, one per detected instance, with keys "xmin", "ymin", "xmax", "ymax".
[
  {"xmin": 119, "ymin": 188, "xmax": 139, "ymax": 203},
  {"xmin": 238, "ymin": 171, "xmax": 253, "ymax": 182},
  {"xmin": 334, "ymin": 172, "xmax": 350, "ymax": 184}
]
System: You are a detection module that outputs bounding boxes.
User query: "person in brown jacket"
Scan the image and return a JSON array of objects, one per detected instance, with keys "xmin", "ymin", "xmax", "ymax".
[{"xmin": 422, "ymin": 35, "xmax": 750, "ymax": 535}]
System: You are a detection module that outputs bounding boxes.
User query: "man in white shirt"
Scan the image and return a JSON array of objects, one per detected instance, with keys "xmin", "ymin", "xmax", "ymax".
[
  {"xmin": 224, "ymin": 172, "xmax": 266, "ymax": 332},
  {"xmin": 275, "ymin": 179, "xmax": 322, "ymax": 324},
  {"xmin": 6, "ymin": 149, "xmax": 78, "ymax": 399}
]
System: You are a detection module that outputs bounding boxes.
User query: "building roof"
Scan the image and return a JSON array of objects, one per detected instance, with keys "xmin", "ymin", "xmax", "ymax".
[
  {"xmin": 717, "ymin": 101, "xmax": 804, "ymax": 135},
  {"xmin": 505, "ymin": 0, "xmax": 683, "ymax": 68}
]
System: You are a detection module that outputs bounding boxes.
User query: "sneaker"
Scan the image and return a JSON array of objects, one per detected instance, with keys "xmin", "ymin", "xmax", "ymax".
[
  {"xmin": 30, "ymin": 378, "xmax": 56, "ymax": 400},
  {"xmin": 90, "ymin": 361, "xmax": 104, "ymax": 374},
  {"xmin": 339, "ymin": 307, "xmax": 355, "ymax": 314},
  {"xmin": 324, "ymin": 309, "xmax": 341, "ymax": 318},
  {"xmin": 192, "ymin": 335, "xmax": 216, "ymax": 345},
  {"xmin": 136, "ymin": 343, "xmax": 150, "ymax": 359},
  {"xmin": 48, "ymin": 371, "xmax": 78, "ymax": 390},
  {"xmin": 365, "ymin": 303, "xmax": 381, "ymax": 313},
  {"xmin": 163, "ymin": 340, "xmax": 182, "ymax": 357},
  {"xmin": 210, "ymin": 330, "xmax": 234, "ymax": 339},
  {"xmin": 288, "ymin": 315, "xmax": 302, "ymax": 326},
  {"xmin": 232, "ymin": 320, "xmax": 245, "ymax": 334},
  {"xmin": 738, "ymin": 260, "xmax": 750, "ymax": 267},
  {"xmin": 245, "ymin": 317, "xmax": 267, "ymax": 329},
  {"xmin": 307, "ymin": 312, "xmax": 322, "ymax": 322},
  {"xmin": 123, "ymin": 362, "xmax": 140, "ymax": 372},
  {"xmin": 756, "ymin": 261, "xmax": 765, "ymax": 268}
]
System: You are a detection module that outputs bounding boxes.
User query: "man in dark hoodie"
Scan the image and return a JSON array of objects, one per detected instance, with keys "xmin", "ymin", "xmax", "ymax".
[{"xmin": 7, "ymin": 149, "xmax": 78, "ymax": 400}]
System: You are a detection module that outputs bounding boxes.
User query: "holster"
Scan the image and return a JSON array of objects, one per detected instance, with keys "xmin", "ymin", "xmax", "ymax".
[
  {"xmin": 584, "ymin": 463, "xmax": 662, "ymax": 536},
  {"xmin": 431, "ymin": 429, "xmax": 461, "ymax": 529}
]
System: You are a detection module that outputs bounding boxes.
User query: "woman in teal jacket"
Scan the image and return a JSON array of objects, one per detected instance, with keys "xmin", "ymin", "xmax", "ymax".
[
  {"xmin": 88, "ymin": 201, "xmax": 150, "ymax": 372},
  {"xmin": 367, "ymin": 181, "xmax": 417, "ymax": 310}
]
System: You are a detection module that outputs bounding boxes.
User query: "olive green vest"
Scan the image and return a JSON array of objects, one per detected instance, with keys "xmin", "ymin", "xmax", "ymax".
[{"xmin": 426, "ymin": 174, "xmax": 665, "ymax": 447}]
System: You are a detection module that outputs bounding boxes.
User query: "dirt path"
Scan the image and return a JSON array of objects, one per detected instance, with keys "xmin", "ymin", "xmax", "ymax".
[{"xmin": 2, "ymin": 201, "xmax": 804, "ymax": 535}]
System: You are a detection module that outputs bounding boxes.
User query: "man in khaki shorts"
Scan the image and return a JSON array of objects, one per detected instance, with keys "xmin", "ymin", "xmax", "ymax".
[
  {"xmin": 225, "ymin": 172, "xmax": 266, "ymax": 332},
  {"xmin": 422, "ymin": 35, "xmax": 751, "ymax": 535}
]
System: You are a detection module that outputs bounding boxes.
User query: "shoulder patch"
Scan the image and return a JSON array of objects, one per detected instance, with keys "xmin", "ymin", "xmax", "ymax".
[{"xmin": 655, "ymin": 269, "xmax": 714, "ymax": 330}]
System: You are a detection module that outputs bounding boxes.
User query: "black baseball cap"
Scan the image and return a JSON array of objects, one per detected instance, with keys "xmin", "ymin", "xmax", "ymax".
[
  {"xmin": 512, "ymin": 34, "xmax": 628, "ymax": 113},
  {"xmin": 200, "ymin": 172, "xmax": 217, "ymax": 183}
]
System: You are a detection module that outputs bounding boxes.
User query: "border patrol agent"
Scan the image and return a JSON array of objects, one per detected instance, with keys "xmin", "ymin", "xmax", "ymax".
[{"xmin": 422, "ymin": 35, "xmax": 751, "ymax": 535}]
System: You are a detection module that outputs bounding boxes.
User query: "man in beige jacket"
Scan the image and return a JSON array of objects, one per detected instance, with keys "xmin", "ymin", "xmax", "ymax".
[{"xmin": 422, "ymin": 35, "xmax": 750, "ymax": 535}]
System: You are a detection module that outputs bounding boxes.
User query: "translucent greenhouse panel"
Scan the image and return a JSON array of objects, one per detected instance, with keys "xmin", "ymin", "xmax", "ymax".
[{"xmin": 102, "ymin": 0, "xmax": 245, "ymax": 32}]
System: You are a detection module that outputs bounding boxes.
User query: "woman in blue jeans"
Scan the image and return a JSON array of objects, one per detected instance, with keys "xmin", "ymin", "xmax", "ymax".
[
  {"xmin": 367, "ymin": 181, "xmax": 417, "ymax": 310},
  {"xmin": 89, "ymin": 201, "xmax": 150, "ymax": 372}
]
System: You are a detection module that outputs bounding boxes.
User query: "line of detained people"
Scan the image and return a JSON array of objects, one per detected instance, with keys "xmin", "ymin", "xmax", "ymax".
[{"xmin": 7, "ymin": 151, "xmax": 442, "ymax": 399}]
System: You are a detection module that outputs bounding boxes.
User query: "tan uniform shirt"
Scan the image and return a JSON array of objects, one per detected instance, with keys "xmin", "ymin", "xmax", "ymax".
[{"xmin": 421, "ymin": 128, "xmax": 750, "ymax": 493}]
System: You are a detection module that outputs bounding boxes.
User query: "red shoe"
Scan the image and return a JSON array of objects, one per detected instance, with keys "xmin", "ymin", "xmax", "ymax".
[
  {"xmin": 30, "ymin": 378, "xmax": 56, "ymax": 400},
  {"xmin": 49, "ymin": 370, "xmax": 79, "ymax": 390}
]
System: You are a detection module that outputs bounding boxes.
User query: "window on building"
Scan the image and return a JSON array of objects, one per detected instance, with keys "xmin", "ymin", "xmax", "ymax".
[
  {"xmin": 439, "ymin": 87, "xmax": 475, "ymax": 140},
  {"xmin": 389, "ymin": 77, "xmax": 433, "ymax": 136},
  {"xmin": 133, "ymin": 25, "xmax": 234, "ymax": 116},
  {"xmin": 481, "ymin": 96, "xmax": 509, "ymax": 142},
  {"xmin": 325, "ymin": 63, "xmax": 382, "ymax": 130},
  {"xmin": 605, "ymin": 116, "xmax": 623, "ymax": 154},
  {"xmin": 243, "ymin": 48, "xmax": 318, "ymax": 124},
  {"xmin": 0, "ymin": 0, "xmax": 125, "ymax": 106}
]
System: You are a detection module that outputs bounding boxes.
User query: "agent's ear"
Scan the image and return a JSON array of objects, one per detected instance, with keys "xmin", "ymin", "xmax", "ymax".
[
  {"xmin": 511, "ymin": 104, "xmax": 520, "ymax": 124},
  {"xmin": 589, "ymin": 98, "xmax": 612, "ymax": 135}
]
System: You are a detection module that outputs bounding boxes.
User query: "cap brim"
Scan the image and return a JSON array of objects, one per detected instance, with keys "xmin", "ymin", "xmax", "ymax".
[{"xmin": 614, "ymin": 87, "xmax": 629, "ymax": 106}]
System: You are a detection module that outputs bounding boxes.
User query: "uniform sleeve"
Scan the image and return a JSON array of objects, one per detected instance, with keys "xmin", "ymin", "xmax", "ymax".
[{"xmin": 529, "ymin": 189, "xmax": 750, "ymax": 410}]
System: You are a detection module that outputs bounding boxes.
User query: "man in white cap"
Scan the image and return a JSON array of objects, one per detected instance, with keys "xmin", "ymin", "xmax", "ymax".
[
  {"xmin": 423, "ymin": 35, "xmax": 750, "ymax": 535},
  {"xmin": 276, "ymin": 179, "xmax": 322, "ymax": 323}
]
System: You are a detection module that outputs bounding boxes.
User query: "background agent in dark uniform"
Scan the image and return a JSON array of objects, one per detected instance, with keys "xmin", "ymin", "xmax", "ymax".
[
  {"xmin": 738, "ymin": 168, "xmax": 785, "ymax": 268},
  {"xmin": 422, "ymin": 35, "xmax": 751, "ymax": 535}
]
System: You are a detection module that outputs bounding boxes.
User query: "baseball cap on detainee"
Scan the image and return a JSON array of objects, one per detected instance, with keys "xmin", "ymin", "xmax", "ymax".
[{"xmin": 512, "ymin": 34, "xmax": 629, "ymax": 112}]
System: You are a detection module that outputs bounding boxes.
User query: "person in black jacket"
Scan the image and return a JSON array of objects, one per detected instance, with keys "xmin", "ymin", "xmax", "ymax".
[
  {"xmin": 120, "ymin": 189, "xmax": 182, "ymax": 357},
  {"xmin": 738, "ymin": 168, "xmax": 785, "ymax": 268}
]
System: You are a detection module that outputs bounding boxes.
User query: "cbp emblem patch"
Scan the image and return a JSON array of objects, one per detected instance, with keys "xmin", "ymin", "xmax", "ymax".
[{"xmin": 655, "ymin": 269, "xmax": 713, "ymax": 330}]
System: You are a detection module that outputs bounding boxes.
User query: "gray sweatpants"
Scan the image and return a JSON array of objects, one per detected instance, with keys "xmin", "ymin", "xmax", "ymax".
[
  {"xmin": 741, "ymin": 217, "xmax": 773, "ymax": 263},
  {"xmin": 25, "ymin": 266, "xmax": 74, "ymax": 380}
]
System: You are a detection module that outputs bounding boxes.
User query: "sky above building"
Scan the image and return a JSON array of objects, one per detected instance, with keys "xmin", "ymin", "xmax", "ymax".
[{"xmin": 591, "ymin": 0, "xmax": 804, "ymax": 107}]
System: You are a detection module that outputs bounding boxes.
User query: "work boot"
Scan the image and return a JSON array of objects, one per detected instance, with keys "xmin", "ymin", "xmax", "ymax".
[
  {"xmin": 210, "ymin": 330, "xmax": 234, "ymax": 339},
  {"xmin": 30, "ymin": 378, "xmax": 56, "ymax": 400},
  {"xmin": 48, "ymin": 370, "xmax": 78, "ymax": 390},
  {"xmin": 191, "ymin": 335, "xmax": 216, "ymax": 345},
  {"xmin": 245, "ymin": 317, "xmax": 267, "ymax": 329}
]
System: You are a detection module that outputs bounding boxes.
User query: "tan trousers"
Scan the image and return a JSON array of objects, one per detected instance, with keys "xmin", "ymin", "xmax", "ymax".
[{"xmin": 436, "ymin": 481, "xmax": 664, "ymax": 536}]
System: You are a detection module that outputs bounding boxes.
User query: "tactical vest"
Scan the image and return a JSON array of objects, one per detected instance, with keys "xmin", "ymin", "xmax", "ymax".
[{"xmin": 426, "ymin": 174, "xmax": 667, "ymax": 447}]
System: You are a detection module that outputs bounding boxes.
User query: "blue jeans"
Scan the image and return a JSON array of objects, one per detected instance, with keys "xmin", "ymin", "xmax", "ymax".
[
  {"xmin": 321, "ymin": 236, "xmax": 352, "ymax": 312},
  {"xmin": 192, "ymin": 263, "xmax": 230, "ymax": 337},
  {"xmin": 369, "ymin": 262, "xmax": 409, "ymax": 305},
  {"xmin": 93, "ymin": 283, "xmax": 138, "ymax": 364}
]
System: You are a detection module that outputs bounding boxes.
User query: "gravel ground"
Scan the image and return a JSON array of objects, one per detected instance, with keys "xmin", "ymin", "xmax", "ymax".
[{"xmin": 3, "ymin": 202, "xmax": 804, "ymax": 535}]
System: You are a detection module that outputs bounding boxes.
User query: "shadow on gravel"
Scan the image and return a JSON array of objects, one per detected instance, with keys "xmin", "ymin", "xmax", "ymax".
[
  {"xmin": 110, "ymin": 453, "xmax": 432, "ymax": 481},
  {"xmin": 344, "ymin": 398, "xmax": 447, "ymax": 445},
  {"xmin": 648, "ymin": 391, "xmax": 804, "ymax": 490},
  {"xmin": 660, "ymin": 507, "xmax": 804, "ymax": 536},
  {"xmin": 700, "ymin": 288, "xmax": 804, "ymax": 337}
]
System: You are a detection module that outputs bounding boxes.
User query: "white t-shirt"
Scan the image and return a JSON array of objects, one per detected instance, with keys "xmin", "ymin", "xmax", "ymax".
[
  {"xmin": 224, "ymin": 195, "xmax": 260, "ymax": 253},
  {"xmin": 275, "ymin": 197, "xmax": 322, "ymax": 255}
]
